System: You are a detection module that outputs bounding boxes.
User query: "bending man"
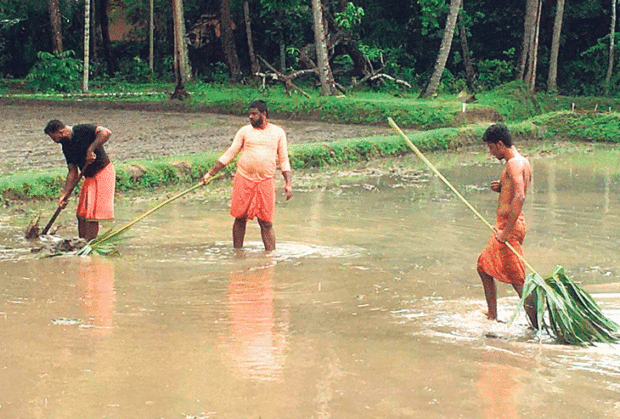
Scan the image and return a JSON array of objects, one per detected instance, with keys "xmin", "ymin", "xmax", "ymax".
[
  {"xmin": 44, "ymin": 119, "xmax": 115, "ymax": 241},
  {"xmin": 477, "ymin": 124, "xmax": 537, "ymax": 328},
  {"xmin": 202, "ymin": 100, "xmax": 293, "ymax": 251}
]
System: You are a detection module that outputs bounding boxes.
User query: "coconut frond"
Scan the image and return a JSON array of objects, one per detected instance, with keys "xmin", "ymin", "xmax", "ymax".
[
  {"xmin": 76, "ymin": 228, "xmax": 125, "ymax": 256},
  {"xmin": 511, "ymin": 266, "xmax": 619, "ymax": 346}
]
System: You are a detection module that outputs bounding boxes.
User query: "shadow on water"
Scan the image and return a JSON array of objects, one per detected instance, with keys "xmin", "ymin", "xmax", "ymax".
[{"xmin": 1, "ymin": 146, "xmax": 620, "ymax": 418}]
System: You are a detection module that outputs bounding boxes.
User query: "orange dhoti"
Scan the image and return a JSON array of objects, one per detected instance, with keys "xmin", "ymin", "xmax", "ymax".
[
  {"xmin": 76, "ymin": 163, "xmax": 115, "ymax": 221},
  {"xmin": 230, "ymin": 174, "xmax": 275, "ymax": 223},
  {"xmin": 477, "ymin": 214, "xmax": 526, "ymax": 285}
]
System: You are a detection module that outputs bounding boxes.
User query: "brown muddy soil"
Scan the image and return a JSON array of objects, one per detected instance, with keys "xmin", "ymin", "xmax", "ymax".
[{"xmin": 0, "ymin": 100, "xmax": 395, "ymax": 176}]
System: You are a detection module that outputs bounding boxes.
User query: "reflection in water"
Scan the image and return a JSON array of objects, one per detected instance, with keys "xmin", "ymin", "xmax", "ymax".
[
  {"xmin": 78, "ymin": 257, "xmax": 116, "ymax": 334},
  {"xmin": 477, "ymin": 362, "xmax": 525, "ymax": 419},
  {"xmin": 226, "ymin": 262, "xmax": 288, "ymax": 381}
]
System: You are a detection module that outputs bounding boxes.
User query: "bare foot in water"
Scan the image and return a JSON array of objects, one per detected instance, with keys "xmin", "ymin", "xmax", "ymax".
[{"xmin": 482, "ymin": 311, "xmax": 505, "ymax": 323}]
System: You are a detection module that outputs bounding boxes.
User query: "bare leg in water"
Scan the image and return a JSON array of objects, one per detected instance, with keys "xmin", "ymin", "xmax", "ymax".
[
  {"xmin": 478, "ymin": 267, "xmax": 538, "ymax": 329},
  {"xmin": 257, "ymin": 218, "xmax": 275, "ymax": 252},
  {"xmin": 78, "ymin": 217, "xmax": 99, "ymax": 241},
  {"xmin": 233, "ymin": 218, "xmax": 247, "ymax": 249},
  {"xmin": 232, "ymin": 217, "xmax": 276, "ymax": 252},
  {"xmin": 478, "ymin": 267, "xmax": 498, "ymax": 320}
]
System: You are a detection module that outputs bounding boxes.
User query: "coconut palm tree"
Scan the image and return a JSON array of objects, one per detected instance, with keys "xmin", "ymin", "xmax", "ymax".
[{"xmin": 420, "ymin": 0, "xmax": 461, "ymax": 98}]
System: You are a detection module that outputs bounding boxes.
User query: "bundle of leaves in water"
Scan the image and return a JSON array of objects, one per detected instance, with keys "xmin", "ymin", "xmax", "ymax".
[
  {"xmin": 511, "ymin": 266, "xmax": 619, "ymax": 346},
  {"xmin": 77, "ymin": 182, "xmax": 206, "ymax": 257}
]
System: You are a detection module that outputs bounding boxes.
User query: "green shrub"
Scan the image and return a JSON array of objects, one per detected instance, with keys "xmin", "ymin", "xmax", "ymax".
[
  {"xmin": 26, "ymin": 50, "xmax": 82, "ymax": 92},
  {"xmin": 476, "ymin": 57, "xmax": 515, "ymax": 91}
]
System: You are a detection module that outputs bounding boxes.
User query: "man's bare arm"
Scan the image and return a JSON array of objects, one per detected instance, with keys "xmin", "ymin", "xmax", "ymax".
[
  {"xmin": 85, "ymin": 127, "xmax": 111, "ymax": 165},
  {"xmin": 282, "ymin": 170, "xmax": 292, "ymax": 201},
  {"xmin": 201, "ymin": 160, "xmax": 226, "ymax": 184},
  {"xmin": 59, "ymin": 164, "xmax": 80, "ymax": 208}
]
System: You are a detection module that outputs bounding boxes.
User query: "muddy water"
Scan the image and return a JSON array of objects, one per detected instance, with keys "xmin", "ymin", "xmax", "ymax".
[{"xmin": 1, "ymin": 147, "xmax": 620, "ymax": 419}]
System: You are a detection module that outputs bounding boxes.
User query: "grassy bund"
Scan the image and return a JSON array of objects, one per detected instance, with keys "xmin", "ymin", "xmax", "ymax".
[{"xmin": 1, "ymin": 82, "xmax": 620, "ymax": 201}]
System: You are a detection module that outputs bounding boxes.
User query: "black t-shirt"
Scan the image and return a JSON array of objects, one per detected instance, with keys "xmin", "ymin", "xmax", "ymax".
[{"xmin": 61, "ymin": 124, "xmax": 110, "ymax": 178}]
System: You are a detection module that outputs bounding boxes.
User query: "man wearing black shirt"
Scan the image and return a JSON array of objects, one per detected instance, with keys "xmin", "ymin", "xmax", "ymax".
[{"xmin": 44, "ymin": 120, "xmax": 115, "ymax": 240}]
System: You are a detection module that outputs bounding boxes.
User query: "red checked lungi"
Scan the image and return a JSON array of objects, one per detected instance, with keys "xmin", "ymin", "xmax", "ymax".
[{"xmin": 477, "ymin": 213, "xmax": 526, "ymax": 285}]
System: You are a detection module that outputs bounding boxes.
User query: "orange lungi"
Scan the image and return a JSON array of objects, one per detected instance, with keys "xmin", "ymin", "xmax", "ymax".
[
  {"xmin": 76, "ymin": 163, "xmax": 115, "ymax": 221},
  {"xmin": 477, "ymin": 213, "xmax": 526, "ymax": 285},
  {"xmin": 230, "ymin": 174, "xmax": 275, "ymax": 223}
]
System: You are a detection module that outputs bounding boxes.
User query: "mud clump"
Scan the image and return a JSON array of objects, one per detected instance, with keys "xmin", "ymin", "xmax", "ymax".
[{"xmin": 30, "ymin": 236, "xmax": 88, "ymax": 257}]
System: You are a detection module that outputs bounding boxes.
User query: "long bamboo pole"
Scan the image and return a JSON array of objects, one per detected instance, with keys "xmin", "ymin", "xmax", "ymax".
[
  {"xmin": 81, "ymin": 178, "xmax": 213, "ymax": 255},
  {"xmin": 387, "ymin": 117, "xmax": 540, "ymax": 277}
]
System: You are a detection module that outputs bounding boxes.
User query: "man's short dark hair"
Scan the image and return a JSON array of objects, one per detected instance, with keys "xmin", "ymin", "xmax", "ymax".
[
  {"xmin": 248, "ymin": 100, "xmax": 268, "ymax": 117},
  {"xmin": 482, "ymin": 123, "xmax": 512, "ymax": 147},
  {"xmin": 44, "ymin": 119, "xmax": 65, "ymax": 135}
]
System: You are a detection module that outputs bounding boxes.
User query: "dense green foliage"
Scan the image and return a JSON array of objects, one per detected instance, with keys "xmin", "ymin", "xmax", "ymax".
[
  {"xmin": 1, "ymin": 0, "xmax": 619, "ymax": 96},
  {"xmin": 26, "ymin": 51, "xmax": 83, "ymax": 92}
]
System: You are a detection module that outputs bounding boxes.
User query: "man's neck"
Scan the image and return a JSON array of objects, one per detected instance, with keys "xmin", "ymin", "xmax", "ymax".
[{"xmin": 503, "ymin": 146, "xmax": 518, "ymax": 161}]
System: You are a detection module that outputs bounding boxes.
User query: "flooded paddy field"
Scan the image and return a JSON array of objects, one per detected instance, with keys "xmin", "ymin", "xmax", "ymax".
[{"xmin": 1, "ymin": 145, "xmax": 620, "ymax": 419}]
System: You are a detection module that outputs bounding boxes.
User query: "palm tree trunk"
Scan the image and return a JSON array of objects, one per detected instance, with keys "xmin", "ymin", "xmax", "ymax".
[
  {"xmin": 547, "ymin": 0, "xmax": 565, "ymax": 92},
  {"xmin": 311, "ymin": 0, "xmax": 337, "ymax": 96},
  {"xmin": 149, "ymin": 0, "xmax": 155, "ymax": 71},
  {"xmin": 220, "ymin": 0, "xmax": 242, "ymax": 83},
  {"xmin": 605, "ymin": 0, "xmax": 617, "ymax": 96},
  {"xmin": 90, "ymin": 0, "xmax": 97, "ymax": 67},
  {"xmin": 97, "ymin": 0, "xmax": 117, "ymax": 74},
  {"xmin": 524, "ymin": 0, "xmax": 542, "ymax": 92},
  {"xmin": 458, "ymin": 10, "xmax": 476, "ymax": 91},
  {"xmin": 83, "ymin": 0, "xmax": 91, "ymax": 93},
  {"xmin": 243, "ymin": 0, "xmax": 260, "ymax": 75},
  {"xmin": 420, "ymin": 0, "xmax": 462, "ymax": 98},
  {"xmin": 171, "ymin": 0, "xmax": 190, "ymax": 100},
  {"xmin": 518, "ymin": 0, "xmax": 538, "ymax": 82},
  {"xmin": 47, "ymin": 0, "xmax": 63, "ymax": 53}
]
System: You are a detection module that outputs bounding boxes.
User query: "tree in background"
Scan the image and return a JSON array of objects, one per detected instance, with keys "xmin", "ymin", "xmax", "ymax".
[
  {"xmin": 457, "ymin": 8, "xmax": 476, "ymax": 91},
  {"xmin": 97, "ymin": 0, "xmax": 118, "ymax": 74},
  {"xmin": 2, "ymin": 0, "xmax": 620, "ymax": 96},
  {"xmin": 220, "ymin": 0, "xmax": 241, "ymax": 83},
  {"xmin": 243, "ymin": 0, "xmax": 260, "ymax": 76},
  {"xmin": 420, "ymin": 0, "xmax": 462, "ymax": 98},
  {"xmin": 311, "ymin": 0, "xmax": 337, "ymax": 95},
  {"xmin": 83, "ymin": 0, "xmax": 91, "ymax": 92},
  {"xmin": 171, "ymin": 0, "xmax": 191, "ymax": 99},
  {"xmin": 605, "ymin": 0, "xmax": 617, "ymax": 96},
  {"xmin": 547, "ymin": 0, "xmax": 566, "ymax": 92},
  {"xmin": 518, "ymin": 0, "xmax": 542, "ymax": 92},
  {"xmin": 47, "ymin": 0, "xmax": 63, "ymax": 54}
]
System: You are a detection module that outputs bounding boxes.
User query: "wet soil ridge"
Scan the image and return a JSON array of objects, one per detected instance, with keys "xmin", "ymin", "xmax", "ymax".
[
  {"xmin": 1, "ymin": 100, "xmax": 618, "ymax": 201},
  {"xmin": 1, "ymin": 124, "xmax": 495, "ymax": 201}
]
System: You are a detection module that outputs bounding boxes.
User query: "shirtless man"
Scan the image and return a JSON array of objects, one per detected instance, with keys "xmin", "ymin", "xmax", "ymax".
[
  {"xmin": 476, "ymin": 124, "xmax": 537, "ymax": 328},
  {"xmin": 201, "ymin": 100, "xmax": 292, "ymax": 251}
]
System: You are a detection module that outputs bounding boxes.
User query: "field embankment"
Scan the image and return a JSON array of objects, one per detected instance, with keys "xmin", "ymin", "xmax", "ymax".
[{"xmin": 1, "ymin": 82, "xmax": 619, "ymax": 201}]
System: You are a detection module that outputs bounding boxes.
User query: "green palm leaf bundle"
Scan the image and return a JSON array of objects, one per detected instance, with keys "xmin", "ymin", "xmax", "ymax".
[
  {"xmin": 77, "ymin": 227, "xmax": 124, "ymax": 257},
  {"xmin": 78, "ymin": 181, "xmax": 207, "ymax": 256},
  {"xmin": 512, "ymin": 266, "xmax": 619, "ymax": 346}
]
